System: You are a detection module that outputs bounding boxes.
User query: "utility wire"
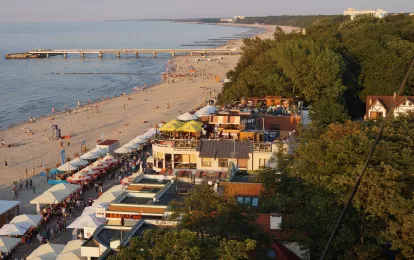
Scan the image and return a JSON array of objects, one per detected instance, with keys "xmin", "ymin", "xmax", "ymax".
[{"xmin": 320, "ymin": 56, "xmax": 414, "ymax": 260}]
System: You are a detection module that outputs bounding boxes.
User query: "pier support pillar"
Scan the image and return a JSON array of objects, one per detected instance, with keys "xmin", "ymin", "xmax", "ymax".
[
  {"xmin": 171, "ymin": 52, "xmax": 175, "ymax": 57},
  {"xmin": 135, "ymin": 52, "xmax": 139, "ymax": 58},
  {"xmin": 46, "ymin": 54, "xmax": 49, "ymax": 58},
  {"xmin": 98, "ymin": 53, "xmax": 103, "ymax": 58},
  {"xmin": 63, "ymin": 53, "xmax": 67, "ymax": 59},
  {"xmin": 153, "ymin": 52, "xmax": 157, "ymax": 58},
  {"xmin": 190, "ymin": 52, "xmax": 194, "ymax": 56},
  {"xmin": 116, "ymin": 52, "xmax": 120, "ymax": 58},
  {"xmin": 80, "ymin": 53, "xmax": 85, "ymax": 58},
  {"xmin": 228, "ymin": 52, "xmax": 231, "ymax": 56}
]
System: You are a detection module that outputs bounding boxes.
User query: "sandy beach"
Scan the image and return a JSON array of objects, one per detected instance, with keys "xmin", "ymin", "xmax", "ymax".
[{"xmin": 0, "ymin": 24, "xmax": 288, "ymax": 214}]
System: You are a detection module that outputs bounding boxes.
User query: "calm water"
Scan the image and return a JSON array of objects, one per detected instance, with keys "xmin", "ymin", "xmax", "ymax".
[{"xmin": 0, "ymin": 21, "xmax": 249, "ymax": 129}]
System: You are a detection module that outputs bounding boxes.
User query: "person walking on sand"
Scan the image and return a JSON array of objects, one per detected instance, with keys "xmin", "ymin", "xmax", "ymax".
[
  {"xmin": 52, "ymin": 107, "xmax": 55, "ymax": 114},
  {"xmin": 32, "ymin": 167, "xmax": 36, "ymax": 176},
  {"xmin": 29, "ymin": 179, "xmax": 32, "ymax": 188},
  {"xmin": 1, "ymin": 139, "xmax": 5, "ymax": 146},
  {"xmin": 11, "ymin": 189, "xmax": 16, "ymax": 199},
  {"xmin": 32, "ymin": 186, "xmax": 36, "ymax": 194},
  {"xmin": 3, "ymin": 160, "xmax": 7, "ymax": 167}
]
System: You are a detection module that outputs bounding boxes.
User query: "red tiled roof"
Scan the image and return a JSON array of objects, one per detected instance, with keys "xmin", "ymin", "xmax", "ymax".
[
  {"xmin": 257, "ymin": 214, "xmax": 294, "ymax": 241},
  {"xmin": 366, "ymin": 96, "xmax": 414, "ymax": 112},
  {"xmin": 222, "ymin": 182, "xmax": 263, "ymax": 196},
  {"xmin": 98, "ymin": 140, "xmax": 119, "ymax": 145}
]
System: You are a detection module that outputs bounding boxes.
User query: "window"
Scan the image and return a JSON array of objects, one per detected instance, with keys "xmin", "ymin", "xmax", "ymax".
[
  {"xmin": 237, "ymin": 159, "xmax": 248, "ymax": 168},
  {"xmin": 202, "ymin": 158, "xmax": 212, "ymax": 167},
  {"xmin": 243, "ymin": 197, "xmax": 251, "ymax": 205},
  {"xmin": 251, "ymin": 197, "xmax": 259, "ymax": 207},
  {"xmin": 218, "ymin": 158, "xmax": 228, "ymax": 167},
  {"xmin": 237, "ymin": 197, "xmax": 244, "ymax": 204},
  {"xmin": 269, "ymin": 124, "xmax": 280, "ymax": 131},
  {"xmin": 259, "ymin": 159, "xmax": 267, "ymax": 168}
]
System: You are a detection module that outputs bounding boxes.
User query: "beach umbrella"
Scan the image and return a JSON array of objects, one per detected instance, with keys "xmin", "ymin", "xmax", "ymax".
[
  {"xmin": 10, "ymin": 214, "xmax": 42, "ymax": 228},
  {"xmin": 177, "ymin": 120, "xmax": 203, "ymax": 133},
  {"xmin": 159, "ymin": 119, "xmax": 184, "ymax": 132},
  {"xmin": 0, "ymin": 237, "xmax": 20, "ymax": 253},
  {"xmin": 114, "ymin": 146, "xmax": 132, "ymax": 154},
  {"xmin": 194, "ymin": 105, "xmax": 218, "ymax": 118},
  {"xmin": 69, "ymin": 157, "xmax": 89, "ymax": 166},
  {"xmin": 79, "ymin": 166, "xmax": 100, "ymax": 175},
  {"xmin": 100, "ymin": 154, "xmax": 119, "ymax": 164},
  {"xmin": 67, "ymin": 173, "xmax": 91, "ymax": 184},
  {"xmin": 27, "ymin": 243, "xmax": 65, "ymax": 260},
  {"xmin": 57, "ymin": 162, "xmax": 77, "ymax": 172},
  {"xmin": 177, "ymin": 112, "xmax": 197, "ymax": 121}
]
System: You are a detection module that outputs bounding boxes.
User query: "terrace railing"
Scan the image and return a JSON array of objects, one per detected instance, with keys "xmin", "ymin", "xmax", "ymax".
[
  {"xmin": 153, "ymin": 139, "xmax": 198, "ymax": 151},
  {"xmin": 252, "ymin": 141, "xmax": 273, "ymax": 152}
]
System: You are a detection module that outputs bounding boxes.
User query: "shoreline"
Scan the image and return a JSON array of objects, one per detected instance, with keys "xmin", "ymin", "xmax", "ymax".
[{"xmin": 0, "ymin": 23, "xmax": 276, "ymax": 214}]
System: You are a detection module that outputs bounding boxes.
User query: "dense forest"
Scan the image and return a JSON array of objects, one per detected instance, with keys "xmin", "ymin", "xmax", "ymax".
[
  {"xmin": 234, "ymin": 15, "xmax": 348, "ymax": 28},
  {"xmin": 218, "ymin": 15, "xmax": 414, "ymax": 120}
]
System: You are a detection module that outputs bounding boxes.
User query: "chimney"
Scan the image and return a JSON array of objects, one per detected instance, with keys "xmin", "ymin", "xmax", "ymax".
[
  {"xmin": 393, "ymin": 92, "xmax": 397, "ymax": 99},
  {"xmin": 369, "ymin": 99, "xmax": 372, "ymax": 105}
]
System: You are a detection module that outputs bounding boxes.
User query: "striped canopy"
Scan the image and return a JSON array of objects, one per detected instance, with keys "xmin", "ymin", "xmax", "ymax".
[
  {"xmin": 177, "ymin": 120, "xmax": 203, "ymax": 133},
  {"xmin": 159, "ymin": 119, "xmax": 184, "ymax": 132}
]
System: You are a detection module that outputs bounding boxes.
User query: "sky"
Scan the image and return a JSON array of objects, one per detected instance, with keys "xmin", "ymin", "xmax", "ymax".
[{"xmin": 1, "ymin": 0, "xmax": 413, "ymax": 23}]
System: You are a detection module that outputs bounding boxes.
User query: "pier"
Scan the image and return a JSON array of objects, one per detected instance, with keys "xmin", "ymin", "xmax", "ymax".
[{"xmin": 5, "ymin": 48, "xmax": 240, "ymax": 59}]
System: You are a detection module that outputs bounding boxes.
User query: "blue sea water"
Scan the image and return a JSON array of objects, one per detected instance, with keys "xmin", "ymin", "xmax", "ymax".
[{"xmin": 0, "ymin": 21, "xmax": 249, "ymax": 129}]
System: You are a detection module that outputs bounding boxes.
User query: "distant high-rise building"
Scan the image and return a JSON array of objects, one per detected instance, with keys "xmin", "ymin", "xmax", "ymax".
[{"xmin": 344, "ymin": 8, "xmax": 388, "ymax": 20}]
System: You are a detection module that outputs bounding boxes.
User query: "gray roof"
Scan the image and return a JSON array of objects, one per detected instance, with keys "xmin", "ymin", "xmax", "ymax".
[{"xmin": 196, "ymin": 140, "xmax": 252, "ymax": 159}]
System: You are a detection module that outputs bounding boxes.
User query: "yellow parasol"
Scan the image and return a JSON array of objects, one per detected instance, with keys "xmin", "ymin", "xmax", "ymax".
[
  {"xmin": 159, "ymin": 119, "xmax": 185, "ymax": 132},
  {"xmin": 177, "ymin": 120, "xmax": 203, "ymax": 133}
]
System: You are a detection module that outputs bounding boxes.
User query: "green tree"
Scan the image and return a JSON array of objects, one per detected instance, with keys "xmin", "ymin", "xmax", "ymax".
[
  {"xmin": 259, "ymin": 118, "xmax": 414, "ymax": 259},
  {"xmin": 309, "ymin": 97, "xmax": 350, "ymax": 125}
]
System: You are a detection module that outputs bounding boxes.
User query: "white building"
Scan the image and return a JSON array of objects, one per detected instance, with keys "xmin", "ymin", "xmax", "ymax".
[
  {"xmin": 233, "ymin": 15, "xmax": 245, "ymax": 20},
  {"xmin": 344, "ymin": 8, "xmax": 388, "ymax": 20},
  {"xmin": 220, "ymin": 18, "xmax": 235, "ymax": 23},
  {"xmin": 365, "ymin": 95, "xmax": 414, "ymax": 120}
]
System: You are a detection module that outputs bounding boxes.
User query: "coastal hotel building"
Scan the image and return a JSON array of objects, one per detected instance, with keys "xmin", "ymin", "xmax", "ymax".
[{"xmin": 150, "ymin": 96, "xmax": 305, "ymax": 174}]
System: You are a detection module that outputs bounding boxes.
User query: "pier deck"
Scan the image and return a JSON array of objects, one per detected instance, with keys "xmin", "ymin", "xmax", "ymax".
[{"xmin": 5, "ymin": 48, "xmax": 240, "ymax": 59}]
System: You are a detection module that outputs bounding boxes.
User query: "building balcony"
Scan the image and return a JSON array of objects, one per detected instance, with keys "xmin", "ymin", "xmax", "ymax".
[
  {"xmin": 153, "ymin": 139, "xmax": 198, "ymax": 151},
  {"xmin": 252, "ymin": 142, "xmax": 273, "ymax": 153}
]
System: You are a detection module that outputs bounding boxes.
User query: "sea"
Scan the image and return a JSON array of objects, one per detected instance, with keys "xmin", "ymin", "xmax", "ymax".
[{"xmin": 0, "ymin": 21, "xmax": 253, "ymax": 130}]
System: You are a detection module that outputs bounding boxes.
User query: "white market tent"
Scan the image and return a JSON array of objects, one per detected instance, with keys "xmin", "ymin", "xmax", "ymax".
[
  {"xmin": 27, "ymin": 243, "xmax": 65, "ymax": 260},
  {"xmin": 69, "ymin": 157, "xmax": 89, "ymax": 166},
  {"xmin": 80, "ymin": 147, "xmax": 106, "ymax": 160},
  {"xmin": 10, "ymin": 214, "xmax": 42, "ymax": 227},
  {"xmin": 67, "ymin": 214, "xmax": 105, "ymax": 229},
  {"xmin": 80, "ymin": 150, "xmax": 99, "ymax": 160},
  {"xmin": 57, "ymin": 162, "xmax": 77, "ymax": 172},
  {"xmin": 30, "ymin": 183, "xmax": 80, "ymax": 205},
  {"xmin": 93, "ymin": 185, "xmax": 125, "ymax": 205},
  {"xmin": 0, "ymin": 223, "xmax": 31, "ymax": 236},
  {"xmin": 124, "ymin": 142, "xmax": 140, "ymax": 149},
  {"xmin": 177, "ymin": 112, "xmax": 197, "ymax": 121},
  {"xmin": 0, "ymin": 200, "xmax": 20, "ymax": 216},
  {"xmin": 130, "ymin": 137, "xmax": 146, "ymax": 144},
  {"xmin": 56, "ymin": 240, "xmax": 86, "ymax": 260},
  {"xmin": 194, "ymin": 105, "xmax": 218, "ymax": 118},
  {"xmin": 0, "ymin": 237, "xmax": 20, "ymax": 253},
  {"xmin": 114, "ymin": 146, "xmax": 132, "ymax": 154}
]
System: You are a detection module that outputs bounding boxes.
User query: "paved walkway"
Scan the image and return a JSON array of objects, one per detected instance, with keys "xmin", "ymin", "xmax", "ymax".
[{"xmin": 11, "ymin": 172, "xmax": 120, "ymax": 259}]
